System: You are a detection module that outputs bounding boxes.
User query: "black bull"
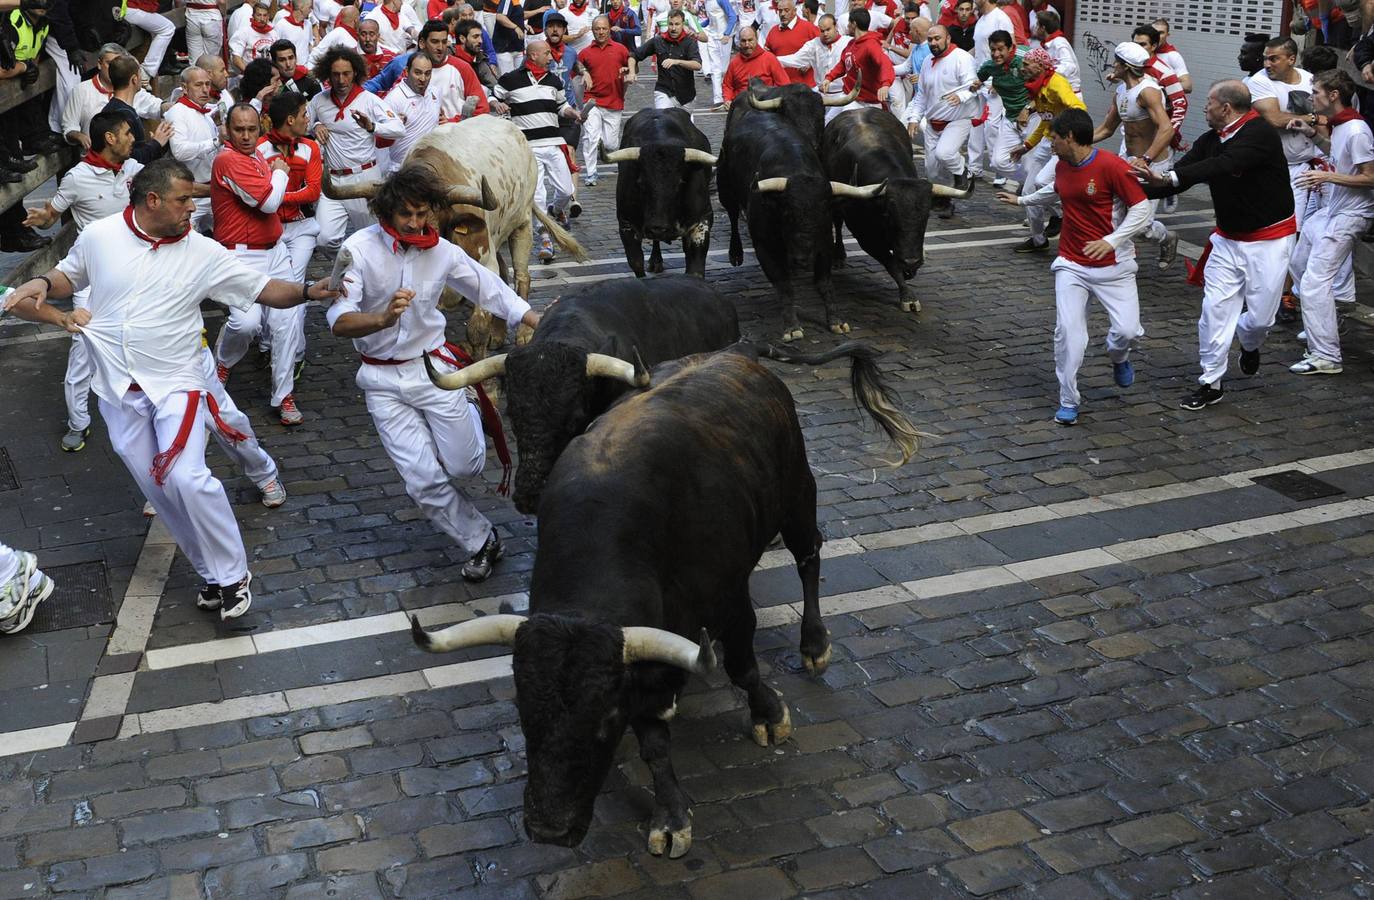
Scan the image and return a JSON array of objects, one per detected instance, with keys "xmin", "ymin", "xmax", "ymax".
[
  {"xmin": 823, "ymin": 107, "xmax": 972, "ymax": 312},
  {"xmin": 423, "ymin": 276, "xmax": 739, "ymax": 514},
  {"xmin": 413, "ymin": 341, "xmax": 919, "ymax": 857},
  {"xmin": 612, "ymin": 108, "xmax": 717, "ymax": 278}
]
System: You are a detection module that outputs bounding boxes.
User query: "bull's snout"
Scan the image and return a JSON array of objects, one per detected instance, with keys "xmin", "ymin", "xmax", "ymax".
[{"xmin": 643, "ymin": 225, "xmax": 677, "ymax": 242}]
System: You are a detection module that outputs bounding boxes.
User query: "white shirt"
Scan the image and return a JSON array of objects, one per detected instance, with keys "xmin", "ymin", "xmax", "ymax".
[
  {"xmin": 230, "ymin": 23, "xmax": 281, "ymax": 64},
  {"xmin": 429, "ymin": 58, "xmax": 473, "ymax": 121},
  {"xmin": 50, "ymin": 159, "xmax": 144, "ymax": 230},
  {"xmin": 1326, "ymin": 117, "xmax": 1374, "ymax": 219},
  {"xmin": 328, "ymin": 226, "xmax": 532, "ymax": 362},
  {"xmin": 383, "ymin": 79, "xmax": 441, "ymax": 172},
  {"xmin": 365, "ymin": 4, "xmax": 422, "ymax": 54},
  {"xmin": 308, "ymin": 25, "xmax": 362, "ymax": 68},
  {"xmin": 970, "ymin": 5, "xmax": 1012, "ymax": 68},
  {"xmin": 1044, "ymin": 34, "xmax": 1079, "ymax": 94},
  {"xmin": 56, "ymin": 213, "xmax": 268, "ymax": 407},
  {"xmin": 777, "ymin": 34, "xmax": 850, "ymax": 96},
  {"xmin": 272, "ymin": 11, "xmax": 313, "ymax": 63},
  {"xmin": 164, "ymin": 99, "xmax": 222, "ymax": 182},
  {"xmin": 62, "ymin": 77, "xmax": 162, "ymax": 139},
  {"xmin": 308, "ymin": 88, "xmax": 405, "ymax": 171},
  {"xmin": 312, "ymin": 0, "xmax": 343, "ymax": 29},
  {"xmin": 1156, "ymin": 48, "xmax": 1187, "ymax": 78},
  {"xmin": 559, "ymin": 2, "xmax": 598, "ymax": 52},
  {"xmin": 228, "ymin": 2, "xmax": 252, "ymax": 41},
  {"xmin": 1246, "ymin": 68, "xmax": 1317, "ymax": 164},
  {"xmin": 907, "ymin": 45, "xmax": 979, "ymax": 123}
]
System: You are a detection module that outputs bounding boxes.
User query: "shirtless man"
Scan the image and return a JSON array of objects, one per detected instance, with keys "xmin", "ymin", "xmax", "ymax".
[{"xmin": 1091, "ymin": 41, "xmax": 1177, "ymax": 269}]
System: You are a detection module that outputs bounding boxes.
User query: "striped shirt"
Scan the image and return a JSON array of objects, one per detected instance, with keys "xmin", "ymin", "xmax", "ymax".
[{"xmin": 493, "ymin": 65, "xmax": 571, "ymax": 148}]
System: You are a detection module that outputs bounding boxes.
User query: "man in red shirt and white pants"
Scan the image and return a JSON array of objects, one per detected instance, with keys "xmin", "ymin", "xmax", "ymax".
[
  {"xmin": 723, "ymin": 27, "xmax": 791, "ymax": 108},
  {"xmin": 578, "ymin": 16, "xmax": 634, "ymax": 187},
  {"xmin": 997, "ymin": 109, "xmax": 1153, "ymax": 427},
  {"xmin": 211, "ymin": 103, "xmax": 307, "ymax": 426},
  {"xmin": 821, "ymin": 10, "xmax": 894, "ymax": 115}
]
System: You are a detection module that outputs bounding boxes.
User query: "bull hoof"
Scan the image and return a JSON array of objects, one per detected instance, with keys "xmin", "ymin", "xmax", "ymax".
[
  {"xmin": 649, "ymin": 260, "xmax": 664, "ymax": 274},
  {"xmin": 900, "ymin": 299, "xmax": 921, "ymax": 313},
  {"xmin": 647, "ymin": 824, "xmax": 693, "ymax": 858},
  {"xmin": 802, "ymin": 641, "xmax": 833, "ymax": 675},
  {"xmin": 751, "ymin": 703, "xmax": 792, "ymax": 747},
  {"xmin": 829, "ymin": 322, "xmax": 850, "ymax": 335},
  {"xmin": 729, "ymin": 248, "xmax": 744, "ymax": 266},
  {"xmin": 781, "ymin": 327, "xmax": 804, "ymax": 342}
]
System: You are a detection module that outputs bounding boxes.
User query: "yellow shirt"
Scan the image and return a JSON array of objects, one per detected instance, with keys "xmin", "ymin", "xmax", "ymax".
[{"xmin": 1025, "ymin": 73, "xmax": 1086, "ymax": 148}]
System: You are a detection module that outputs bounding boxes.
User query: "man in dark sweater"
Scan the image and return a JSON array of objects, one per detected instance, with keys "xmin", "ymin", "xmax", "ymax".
[
  {"xmin": 102, "ymin": 54, "xmax": 172, "ymax": 165},
  {"xmin": 1134, "ymin": 79, "xmax": 1295, "ymax": 411},
  {"xmin": 632, "ymin": 9, "xmax": 701, "ymax": 109}
]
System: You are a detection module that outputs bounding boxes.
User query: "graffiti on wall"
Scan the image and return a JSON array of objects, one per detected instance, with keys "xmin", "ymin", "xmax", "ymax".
[{"xmin": 1082, "ymin": 32, "xmax": 1111, "ymax": 91}]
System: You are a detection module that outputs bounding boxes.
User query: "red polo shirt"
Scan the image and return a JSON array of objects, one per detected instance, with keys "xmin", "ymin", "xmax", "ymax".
[
  {"xmin": 580, "ymin": 39, "xmax": 632, "ymax": 110},
  {"xmin": 764, "ymin": 18, "xmax": 820, "ymax": 85},
  {"xmin": 723, "ymin": 48, "xmax": 791, "ymax": 102}
]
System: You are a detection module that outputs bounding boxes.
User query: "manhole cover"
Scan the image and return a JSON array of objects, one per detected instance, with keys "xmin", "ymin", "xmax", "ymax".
[
  {"xmin": 27, "ymin": 561, "xmax": 113, "ymax": 633},
  {"xmin": 0, "ymin": 448, "xmax": 17, "ymax": 491},
  {"xmin": 1252, "ymin": 470, "xmax": 1344, "ymax": 502}
]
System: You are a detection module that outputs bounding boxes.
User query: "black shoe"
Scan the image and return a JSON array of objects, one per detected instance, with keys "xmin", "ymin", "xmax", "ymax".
[
  {"xmin": 461, "ymin": 530, "xmax": 503, "ymax": 582},
  {"xmin": 1179, "ymin": 382, "xmax": 1224, "ymax": 411},
  {"xmin": 1045, "ymin": 214, "xmax": 1062, "ymax": 238},
  {"xmin": 952, "ymin": 171, "xmax": 973, "ymax": 193},
  {"xmin": 1239, "ymin": 347, "xmax": 1260, "ymax": 376},
  {"xmin": 1014, "ymin": 237, "xmax": 1048, "ymax": 253},
  {"xmin": 0, "ymin": 229, "xmax": 51, "ymax": 252}
]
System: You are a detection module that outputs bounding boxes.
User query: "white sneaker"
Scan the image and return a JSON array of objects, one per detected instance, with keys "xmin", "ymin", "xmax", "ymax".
[
  {"xmin": 260, "ymin": 479, "xmax": 287, "ymax": 508},
  {"xmin": 1289, "ymin": 355, "xmax": 1342, "ymax": 375},
  {"xmin": 0, "ymin": 553, "xmax": 54, "ymax": 635},
  {"xmin": 1297, "ymin": 330, "xmax": 1307, "ymax": 343},
  {"xmin": 220, "ymin": 573, "xmax": 253, "ymax": 620},
  {"xmin": 142, "ymin": 501, "xmax": 157, "ymax": 517}
]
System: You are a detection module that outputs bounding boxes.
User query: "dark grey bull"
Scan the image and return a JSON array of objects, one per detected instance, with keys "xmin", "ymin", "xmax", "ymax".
[{"xmin": 413, "ymin": 341, "xmax": 919, "ymax": 857}]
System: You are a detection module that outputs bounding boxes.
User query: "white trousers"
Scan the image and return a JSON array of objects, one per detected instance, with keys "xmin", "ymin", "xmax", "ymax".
[
  {"xmin": 281, "ymin": 217, "xmax": 320, "ymax": 281},
  {"xmin": 1289, "ymin": 161, "xmax": 1323, "ymax": 229},
  {"xmin": 967, "ymin": 91, "xmax": 1001, "ymax": 176},
  {"xmin": 214, "ymin": 244, "xmax": 302, "ymax": 406},
  {"xmin": 0, "ymin": 541, "xmax": 18, "ymax": 585},
  {"xmin": 185, "ymin": 9, "xmax": 226, "ymax": 67},
  {"xmin": 532, "ymin": 144, "xmax": 574, "ymax": 235},
  {"xmin": 200, "ymin": 347, "xmax": 279, "ymax": 488},
  {"xmin": 579, "ymin": 106, "xmax": 622, "ymax": 180},
  {"xmin": 921, "ymin": 118, "xmax": 970, "ymax": 184},
  {"xmin": 63, "ymin": 287, "xmax": 94, "ymax": 431},
  {"xmin": 100, "ymin": 389, "xmax": 248, "ymax": 585},
  {"xmin": 497, "ymin": 51, "xmax": 525, "ymax": 74},
  {"xmin": 1196, "ymin": 233, "xmax": 1295, "ymax": 385},
  {"xmin": 654, "ymin": 92, "xmax": 684, "ymax": 110},
  {"xmin": 316, "ymin": 168, "xmax": 380, "ymax": 250},
  {"xmin": 44, "ymin": 43, "xmax": 82, "ymax": 134},
  {"xmin": 990, "ymin": 113, "xmax": 1027, "ymax": 181},
  {"xmin": 703, "ymin": 38, "xmax": 731, "ymax": 102},
  {"xmin": 887, "ymin": 78, "xmax": 909, "ymax": 121},
  {"xmin": 1140, "ymin": 157, "xmax": 1173, "ymax": 244},
  {"xmin": 123, "ymin": 8, "xmax": 177, "ymax": 80},
  {"xmin": 192, "ymin": 197, "xmax": 214, "ymax": 234},
  {"xmin": 358, "ymin": 358, "xmax": 491, "ymax": 556},
  {"xmin": 1022, "ymin": 142, "xmax": 1058, "ymax": 241},
  {"xmin": 1292, "ymin": 209, "xmax": 1370, "ymax": 364},
  {"xmin": 1052, "ymin": 256, "xmax": 1142, "ymax": 408},
  {"xmin": 1292, "ymin": 178, "xmax": 1355, "ymax": 301}
]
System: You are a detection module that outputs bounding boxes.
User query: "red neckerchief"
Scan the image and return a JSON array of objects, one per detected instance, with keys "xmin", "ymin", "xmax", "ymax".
[
  {"xmin": 549, "ymin": 42, "xmax": 566, "ymax": 62},
  {"xmin": 1216, "ymin": 108, "xmax": 1259, "ymax": 139},
  {"xmin": 1043, "ymin": 29, "xmax": 1064, "ymax": 43},
  {"xmin": 1025, "ymin": 67, "xmax": 1053, "ymax": 97},
  {"xmin": 265, "ymin": 129, "xmax": 298, "ymax": 158},
  {"xmin": 1329, "ymin": 107, "xmax": 1365, "ymax": 128},
  {"xmin": 380, "ymin": 220, "xmax": 440, "ymax": 252},
  {"xmin": 931, "ymin": 42, "xmax": 954, "ymax": 61},
  {"xmin": 608, "ymin": 4, "xmax": 628, "ymax": 24},
  {"xmin": 176, "ymin": 95, "xmax": 210, "ymax": 114},
  {"xmin": 1157, "ymin": 40, "xmax": 1178, "ymax": 53},
  {"xmin": 123, "ymin": 205, "xmax": 190, "ymax": 250},
  {"xmin": 340, "ymin": 23, "xmax": 360, "ymax": 41},
  {"xmin": 93, "ymin": 75, "xmax": 113, "ymax": 96},
  {"xmin": 210, "ymin": 87, "xmax": 222, "ymax": 101},
  {"xmin": 293, "ymin": 65, "xmax": 308, "ymax": 80},
  {"xmin": 329, "ymin": 84, "xmax": 365, "ymax": 120},
  {"xmin": 285, "ymin": 11, "xmax": 305, "ymax": 25},
  {"xmin": 378, "ymin": 4, "xmax": 401, "ymax": 28},
  {"xmin": 250, "ymin": 19, "xmax": 273, "ymax": 34},
  {"xmin": 526, "ymin": 60, "xmax": 548, "ymax": 79},
  {"xmin": 82, "ymin": 150, "xmax": 122, "ymax": 172},
  {"xmin": 454, "ymin": 45, "xmax": 478, "ymax": 64},
  {"xmin": 661, "ymin": 28, "xmax": 688, "ymax": 44},
  {"xmin": 569, "ymin": 0, "xmax": 588, "ymax": 13}
]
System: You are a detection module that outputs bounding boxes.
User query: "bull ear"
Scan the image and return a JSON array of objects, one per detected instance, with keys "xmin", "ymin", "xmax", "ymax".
[{"xmin": 622, "ymin": 627, "xmax": 716, "ymax": 675}]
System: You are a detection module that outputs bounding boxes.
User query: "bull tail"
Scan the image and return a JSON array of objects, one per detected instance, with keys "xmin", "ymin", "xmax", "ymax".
[
  {"xmin": 531, "ymin": 204, "xmax": 591, "ymax": 262},
  {"xmin": 747, "ymin": 342, "xmax": 921, "ymax": 466}
]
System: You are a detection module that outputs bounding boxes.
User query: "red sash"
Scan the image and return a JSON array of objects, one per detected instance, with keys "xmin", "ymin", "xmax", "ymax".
[{"xmin": 1185, "ymin": 215, "xmax": 1298, "ymax": 286}]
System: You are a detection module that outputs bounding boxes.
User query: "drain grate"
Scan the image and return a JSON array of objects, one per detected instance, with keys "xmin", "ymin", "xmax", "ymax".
[
  {"xmin": 1252, "ymin": 470, "xmax": 1344, "ymax": 502},
  {"xmin": 26, "ymin": 561, "xmax": 114, "ymax": 633},
  {"xmin": 0, "ymin": 447, "xmax": 17, "ymax": 491}
]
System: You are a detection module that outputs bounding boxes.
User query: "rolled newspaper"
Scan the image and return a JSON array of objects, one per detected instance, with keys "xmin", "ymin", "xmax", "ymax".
[{"xmin": 328, "ymin": 248, "xmax": 354, "ymax": 291}]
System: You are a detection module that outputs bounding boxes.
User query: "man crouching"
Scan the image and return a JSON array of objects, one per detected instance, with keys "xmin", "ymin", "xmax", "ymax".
[{"xmin": 328, "ymin": 166, "xmax": 542, "ymax": 581}]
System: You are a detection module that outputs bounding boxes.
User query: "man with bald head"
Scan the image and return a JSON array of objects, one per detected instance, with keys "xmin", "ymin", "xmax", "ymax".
[
  {"xmin": 906, "ymin": 24, "xmax": 978, "ymax": 213},
  {"xmin": 777, "ymin": 12, "xmax": 852, "ymax": 117},
  {"xmin": 723, "ymin": 26, "xmax": 791, "ymax": 107},
  {"xmin": 164, "ymin": 66, "xmax": 223, "ymax": 232}
]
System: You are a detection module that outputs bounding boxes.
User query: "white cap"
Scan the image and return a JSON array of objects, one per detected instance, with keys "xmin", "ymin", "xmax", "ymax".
[{"xmin": 1114, "ymin": 41, "xmax": 1150, "ymax": 69}]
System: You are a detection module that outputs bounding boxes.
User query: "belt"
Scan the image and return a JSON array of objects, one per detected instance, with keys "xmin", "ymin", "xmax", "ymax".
[
  {"xmin": 1186, "ymin": 215, "xmax": 1298, "ymax": 287},
  {"xmin": 360, "ymin": 346, "xmax": 441, "ymax": 366},
  {"xmin": 185, "ymin": 3, "xmax": 220, "ymax": 9},
  {"xmin": 329, "ymin": 160, "xmax": 377, "ymax": 176},
  {"xmin": 222, "ymin": 241, "xmax": 278, "ymax": 251}
]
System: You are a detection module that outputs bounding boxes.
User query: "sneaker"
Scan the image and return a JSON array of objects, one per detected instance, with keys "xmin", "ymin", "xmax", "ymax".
[
  {"xmin": 293, "ymin": 356, "xmax": 307, "ymax": 382},
  {"xmin": 142, "ymin": 501, "xmax": 157, "ymax": 518},
  {"xmin": 278, "ymin": 395, "xmax": 303, "ymax": 426},
  {"xmin": 196, "ymin": 582, "xmax": 223, "ymax": 611},
  {"xmin": 538, "ymin": 234, "xmax": 555, "ymax": 263},
  {"xmin": 60, "ymin": 426, "xmax": 90, "ymax": 452},
  {"xmin": 0, "ymin": 552, "xmax": 54, "ymax": 635},
  {"xmin": 1239, "ymin": 347, "xmax": 1260, "ymax": 376},
  {"xmin": 952, "ymin": 171, "xmax": 974, "ymax": 193},
  {"xmin": 260, "ymin": 479, "xmax": 287, "ymax": 508},
  {"xmin": 1113, "ymin": 360, "xmax": 1134, "ymax": 388},
  {"xmin": 220, "ymin": 573, "xmax": 252, "ymax": 620},
  {"xmin": 549, "ymin": 206, "xmax": 569, "ymax": 228},
  {"xmin": 583, "ymin": 175, "xmax": 598, "ymax": 188},
  {"xmin": 1276, "ymin": 293, "xmax": 1300, "ymax": 323},
  {"xmin": 1014, "ymin": 237, "xmax": 1048, "ymax": 253},
  {"xmin": 569, "ymin": 199, "xmax": 582, "ymax": 219},
  {"xmin": 1045, "ymin": 215, "xmax": 1062, "ymax": 238},
  {"xmin": 1289, "ymin": 355, "xmax": 1342, "ymax": 375},
  {"xmin": 1054, "ymin": 405, "xmax": 1078, "ymax": 426},
  {"xmin": 1297, "ymin": 330, "xmax": 1307, "ymax": 343},
  {"xmin": 1158, "ymin": 231, "xmax": 1178, "ymax": 269},
  {"xmin": 992, "ymin": 176, "xmax": 1006, "ymax": 187},
  {"xmin": 1180, "ymin": 382, "xmax": 1224, "ymax": 410},
  {"xmin": 216, "ymin": 362, "xmax": 230, "ymax": 384},
  {"xmin": 461, "ymin": 530, "xmax": 504, "ymax": 582}
]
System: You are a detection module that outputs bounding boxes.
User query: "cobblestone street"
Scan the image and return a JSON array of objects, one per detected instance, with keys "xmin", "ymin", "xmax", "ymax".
[{"xmin": 2, "ymin": 81, "xmax": 1374, "ymax": 899}]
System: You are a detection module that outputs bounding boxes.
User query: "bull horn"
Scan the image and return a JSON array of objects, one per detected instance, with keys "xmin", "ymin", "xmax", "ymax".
[
  {"xmin": 622, "ymin": 626, "xmax": 716, "ymax": 674},
  {"xmin": 447, "ymin": 176, "xmax": 498, "ymax": 210},
  {"xmin": 931, "ymin": 182, "xmax": 974, "ymax": 199},
  {"xmin": 829, "ymin": 181, "xmax": 886, "ymax": 199},
  {"xmin": 424, "ymin": 352, "xmax": 507, "ymax": 389},
  {"xmin": 754, "ymin": 177, "xmax": 789, "ymax": 193},
  {"xmin": 604, "ymin": 147, "xmax": 642, "ymax": 163},
  {"xmin": 322, "ymin": 170, "xmax": 381, "ymax": 201},
  {"xmin": 682, "ymin": 148, "xmax": 718, "ymax": 166},
  {"xmin": 411, "ymin": 613, "xmax": 524, "ymax": 653},
  {"xmin": 747, "ymin": 93, "xmax": 783, "ymax": 111},
  {"xmin": 586, "ymin": 352, "xmax": 649, "ymax": 387},
  {"xmin": 822, "ymin": 72, "xmax": 862, "ymax": 107}
]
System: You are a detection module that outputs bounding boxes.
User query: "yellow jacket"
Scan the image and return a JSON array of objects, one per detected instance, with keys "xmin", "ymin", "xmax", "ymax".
[{"xmin": 1025, "ymin": 73, "xmax": 1086, "ymax": 148}]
